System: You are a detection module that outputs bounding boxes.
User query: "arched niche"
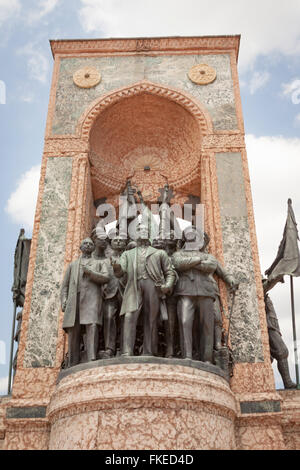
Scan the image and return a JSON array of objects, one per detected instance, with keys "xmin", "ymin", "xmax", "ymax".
[{"xmin": 83, "ymin": 82, "xmax": 210, "ymax": 207}]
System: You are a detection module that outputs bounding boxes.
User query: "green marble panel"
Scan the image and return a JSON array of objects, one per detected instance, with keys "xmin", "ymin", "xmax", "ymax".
[
  {"xmin": 24, "ymin": 157, "xmax": 73, "ymax": 368},
  {"xmin": 215, "ymin": 152, "xmax": 264, "ymax": 363}
]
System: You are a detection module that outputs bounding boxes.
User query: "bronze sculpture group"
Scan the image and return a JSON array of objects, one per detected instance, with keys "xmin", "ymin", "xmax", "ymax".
[
  {"xmin": 61, "ymin": 184, "xmax": 239, "ymax": 372},
  {"xmin": 60, "ymin": 183, "xmax": 296, "ymax": 388}
]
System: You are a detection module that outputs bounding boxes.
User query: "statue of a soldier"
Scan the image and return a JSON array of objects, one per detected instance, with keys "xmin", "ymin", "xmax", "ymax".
[
  {"xmin": 12, "ymin": 309, "xmax": 23, "ymax": 376},
  {"xmin": 61, "ymin": 238, "xmax": 110, "ymax": 367},
  {"xmin": 263, "ymin": 279, "xmax": 296, "ymax": 389},
  {"xmin": 172, "ymin": 226, "xmax": 238, "ymax": 363},
  {"xmin": 112, "ymin": 224, "xmax": 176, "ymax": 356}
]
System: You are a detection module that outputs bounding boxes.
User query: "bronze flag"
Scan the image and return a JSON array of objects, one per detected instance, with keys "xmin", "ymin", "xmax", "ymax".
[{"xmin": 265, "ymin": 199, "xmax": 300, "ymax": 282}]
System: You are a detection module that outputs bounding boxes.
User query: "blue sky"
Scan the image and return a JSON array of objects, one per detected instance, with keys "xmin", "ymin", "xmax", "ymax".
[{"xmin": 1, "ymin": 0, "xmax": 300, "ymax": 393}]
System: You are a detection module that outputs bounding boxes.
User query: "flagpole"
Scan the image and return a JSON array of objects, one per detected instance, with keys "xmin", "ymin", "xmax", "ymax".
[{"xmin": 290, "ymin": 275, "xmax": 300, "ymax": 388}]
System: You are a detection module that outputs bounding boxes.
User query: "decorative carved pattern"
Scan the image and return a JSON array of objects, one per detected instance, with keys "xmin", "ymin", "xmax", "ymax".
[
  {"xmin": 50, "ymin": 36, "xmax": 240, "ymax": 60},
  {"xmin": 188, "ymin": 64, "xmax": 217, "ymax": 85},
  {"xmin": 44, "ymin": 138, "xmax": 89, "ymax": 154},
  {"xmin": 73, "ymin": 66, "xmax": 101, "ymax": 89},
  {"xmin": 169, "ymin": 165, "xmax": 201, "ymax": 189},
  {"xmin": 78, "ymin": 80, "xmax": 213, "ymax": 140},
  {"xmin": 136, "ymin": 39, "xmax": 161, "ymax": 51},
  {"xmin": 202, "ymin": 134, "xmax": 245, "ymax": 149}
]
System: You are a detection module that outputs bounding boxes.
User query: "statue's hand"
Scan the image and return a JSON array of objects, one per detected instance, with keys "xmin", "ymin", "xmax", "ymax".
[
  {"xmin": 83, "ymin": 266, "xmax": 93, "ymax": 276},
  {"xmin": 111, "ymin": 257, "xmax": 123, "ymax": 276},
  {"xmin": 161, "ymin": 284, "xmax": 172, "ymax": 295},
  {"xmin": 228, "ymin": 279, "xmax": 239, "ymax": 293}
]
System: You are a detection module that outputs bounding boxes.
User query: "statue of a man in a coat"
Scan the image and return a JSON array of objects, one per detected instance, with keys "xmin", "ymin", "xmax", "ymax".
[
  {"xmin": 112, "ymin": 225, "xmax": 176, "ymax": 357},
  {"xmin": 172, "ymin": 227, "xmax": 238, "ymax": 364},
  {"xmin": 61, "ymin": 238, "xmax": 110, "ymax": 367}
]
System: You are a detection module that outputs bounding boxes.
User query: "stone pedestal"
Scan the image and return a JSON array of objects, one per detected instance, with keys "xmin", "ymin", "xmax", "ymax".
[{"xmin": 47, "ymin": 361, "xmax": 237, "ymax": 450}]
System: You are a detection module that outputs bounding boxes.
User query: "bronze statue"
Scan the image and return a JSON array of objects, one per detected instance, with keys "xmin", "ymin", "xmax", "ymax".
[
  {"xmin": 263, "ymin": 279, "xmax": 296, "ymax": 389},
  {"xmin": 152, "ymin": 232, "xmax": 179, "ymax": 358},
  {"xmin": 112, "ymin": 224, "xmax": 176, "ymax": 356},
  {"xmin": 12, "ymin": 229, "xmax": 31, "ymax": 308},
  {"xmin": 201, "ymin": 232, "xmax": 224, "ymax": 352},
  {"xmin": 102, "ymin": 235, "xmax": 127, "ymax": 358},
  {"xmin": 172, "ymin": 226, "xmax": 238, "ymax": 363},
  {"xmin": 61, "ymin": 238, "xmax": 110, "ymax": 367},
  {"xmin": 12, "ymin": 309, "xmax": 23, "ymax": 376},
  {"xmin": 118, "ymin": 180, "xmax": 138, "ymax": 239},
  {"xmin": 8, "ymin": 229, "xmax": 31, "ymax": 393}
]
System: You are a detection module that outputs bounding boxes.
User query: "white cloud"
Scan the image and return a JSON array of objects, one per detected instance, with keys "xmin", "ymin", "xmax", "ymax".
[
  {"xmin": 246, "ymin": 134, "xmax": 300, "ymax": 388},
  {"xmin": 27, "ymin": 0, "xmax": 60, "ymax": 24},
  {"xmin": 282, "ymin": 78, "xmax": 300, "ymax": 96},
  {"xmin": 246, "ymin": 134, "xmax": 300, "ymax": 269},
  {"xmin": 5, "ymin": 165, "xmax": 40, "ymax": 232},
  {"xmin": 0, "ymin": 0, "xmax": 21, "ymax": 25},
  {"xmin": 249, "ymin": 71, "xmax": 270, "ymax": 95},
  {"xmin": 282, "ymin": 78, "xmax": 300, "ymax": 105},
  {"xmin": 78, "ymin": 0, "xmax": 300, "ymax": 70},
  {"xmin": 78, "ymin": 0, "xmax": 120, "ymax": 36},
  {"xmin": 0, "ymin": 376, "xmax": 8, "ymax": 396},
  {"xmin": 17, "ymin": 43, "xmax": 49, "ymax": 84}
]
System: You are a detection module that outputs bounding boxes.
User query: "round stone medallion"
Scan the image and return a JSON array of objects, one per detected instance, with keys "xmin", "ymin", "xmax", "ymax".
[
  {"xmin": 73, "ymin": 66, "xmax": 102, "ymax": 89},
  {"xmin": 188, "ymin": 64, "xmax": 217, "ymax": 85}
]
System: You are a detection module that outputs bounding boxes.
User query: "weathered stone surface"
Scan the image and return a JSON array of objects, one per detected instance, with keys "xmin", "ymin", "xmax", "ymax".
[
  {"xmin": 215, "ymin": 153, "xmax": 264, "ymax": 363},
  {"xmin": 52, "ymin": 54, "xmax": 237, "ymax": 135},
  {"xmin": 48, "ymin": 364, "xmax": 237, "ymax": 450},
  {"xmin": 24, "ymin": 157, "xmax": 73, "ymax": 368}
]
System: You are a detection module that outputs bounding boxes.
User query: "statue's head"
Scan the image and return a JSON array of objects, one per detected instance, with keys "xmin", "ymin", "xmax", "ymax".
[
  {"xmin": 152, "ymin": 237, "xmax": 166, "ymax": 250},
  {"xmin": 80, "ymin": 238, "xmax": 95, "ymax": 254},
  {"xmin": 136, "ymin": 224, "xmax": 149, "ymax": 241},
  {"xmin": 182, "ymin": 226, "xmax": 209, "ymax": 250},
  {"xmin": 111, "ymin": 235, "xmax": 127, "ymax": 252},
  {"xmin": 91, "ymin": 227, "xmax": 108, "ymax": 249}
]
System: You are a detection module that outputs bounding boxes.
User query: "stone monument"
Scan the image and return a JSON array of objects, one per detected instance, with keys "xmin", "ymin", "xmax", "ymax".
[{"xmin": 1, "ymin": 35, "xmax": 299, "ymax": 451}]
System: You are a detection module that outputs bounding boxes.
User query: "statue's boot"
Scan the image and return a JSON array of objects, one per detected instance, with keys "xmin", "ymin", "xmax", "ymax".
[
  {"xmin": 122, "ymin": 313, "xmax": 137, "ymax": 356},
  {"xmin": 214, "ymin": 325, "xmax": 223, "ymax": 351},
  {"xmin": 104, "ymin": 301, "xmax": 117, "ymax": 354},
  {"xmin": 278, "ymin": 358, "xmax": 297, "ymax": 389},
  {"xmin": 86, "ymin": 324, "xmax": 99, "ymax": 362}
]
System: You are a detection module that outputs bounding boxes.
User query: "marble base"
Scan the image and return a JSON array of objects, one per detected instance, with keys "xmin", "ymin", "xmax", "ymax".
[
  {"xmin": 58, "ymin": 355, "xmax": 229, "ymax": 382},
  {"xmin": 48, "ymin": 363, "xmax": 237, "ymax": 450}
]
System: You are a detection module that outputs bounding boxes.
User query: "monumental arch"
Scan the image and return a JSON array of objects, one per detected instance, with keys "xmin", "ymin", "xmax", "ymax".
[{"xmin": 0, "ymin": 36, "xmax": 299, "ymax": 450}]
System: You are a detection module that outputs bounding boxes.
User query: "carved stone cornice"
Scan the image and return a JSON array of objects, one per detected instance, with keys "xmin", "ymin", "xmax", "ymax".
[
  {"xmin": 44, "ymin": 138, "xmax": 89, "ymax": 154},
  {"xmin": 202, "ymin": 133, "xmax": 245, "ymax": 150},
  {"xmin": 50, "ymin": 35, "xmax": 240, "ymax": 61}
]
